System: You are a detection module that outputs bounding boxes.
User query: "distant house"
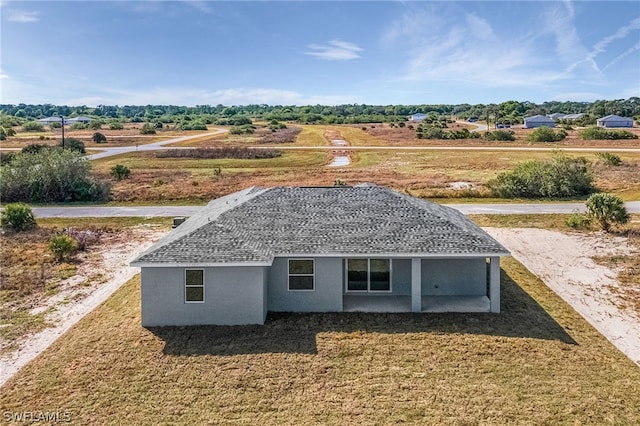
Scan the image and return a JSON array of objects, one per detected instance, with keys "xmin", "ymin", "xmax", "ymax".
[
  {"xmin": 409, "ymin": 113, "xmax": 427, "ymax": 122},
  {"xmin": 597, "ymin": 115, "xmax": 633, "ymax": 128},
  {"xmin": 37, "ymin": 116, "xmax": 63, "ymax": 124},
  {"xmin": 524, "ymin": 115, "xmax": 556, "ymax": 128},
  {"xmin": 563, "ymin": 113, "xmax": 584, "ymax": 120},
  {"xmin": 66, "ymin": 116, "xmax": 92, "ymax": 124},
  {"xmin": 131, "ymin": 185, "xmax": 509, "ymax": 326},
  {"xmin": 548, "ymin": 113, "xmax": 566, "ymax": 120}
]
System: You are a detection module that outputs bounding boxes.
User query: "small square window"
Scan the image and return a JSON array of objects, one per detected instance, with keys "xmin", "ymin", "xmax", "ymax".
[
  {"xmin": 288, "ymin": 259, "xmax": 314, "ymax": 291},
  {"xmin": 185, "ymin": 269, "xmax": 204, "ymax": 303}
]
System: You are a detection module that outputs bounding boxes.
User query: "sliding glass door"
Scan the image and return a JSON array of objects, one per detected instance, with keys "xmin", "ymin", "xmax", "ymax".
[{"xmin": 346, "ymin": 259, "xmax": 391, "ymax": 292}]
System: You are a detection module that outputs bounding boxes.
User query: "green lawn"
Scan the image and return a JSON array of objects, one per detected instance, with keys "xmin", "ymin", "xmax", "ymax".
[{"xmin": 2, "ymin": 258, "xmax": 639, "ymax": 424}]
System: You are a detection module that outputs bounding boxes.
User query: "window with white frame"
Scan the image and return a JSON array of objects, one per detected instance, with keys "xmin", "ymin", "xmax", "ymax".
[
  {"xmin": 288, "ymin": 259, "xmax": 314, "ymax": 291},
  {"xmin": 347, "ymin": 259, "xmax": 391, "ymax": 292},
  {"xmin": 185, "ymin": 269, "xmax": 204, "ymax": 302}
]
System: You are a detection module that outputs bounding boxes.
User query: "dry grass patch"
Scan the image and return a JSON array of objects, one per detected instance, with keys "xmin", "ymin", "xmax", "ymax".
[{"xmin": 2, "ymin": 259, "xmax": 639, "ymax": 424}]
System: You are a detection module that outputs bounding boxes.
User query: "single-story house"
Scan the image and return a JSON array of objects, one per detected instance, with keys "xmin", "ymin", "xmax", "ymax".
[
  {"xmin": 524, "ymin": 115, "xmax": 556, "ymax": 128},
  {"xmin": 409, "ymin": 113, "xmax": 427, "ymax": 122},
  {"xmin": 130, "ymin": 185, "xmax": 510, "ymax": 326},
  {"xmin": 563, "ymin": 113, "xmax": 584, "ymax": 120},
  {"xmin": 597, "ymin": 114, "xmax": 633, "ymax": 128},
  {"xmin": 37, "ymin": 116, "xmax": 63, "ymax": 124},
  {"xmin": 66, "ymin": 116, "xmax": 92, "ymax": 124},
  {"xmin": 548, "ymin": 113, "xmax": 566, "ymax": 120}
]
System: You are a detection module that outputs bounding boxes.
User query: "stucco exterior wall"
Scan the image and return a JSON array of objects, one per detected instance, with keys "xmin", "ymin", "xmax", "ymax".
[
  {"xmin": 391, "ymin": 258, "xmax": 411, "ymax": 295},
  {"xmin": 267, "ymin": 257, "xmax": 343, "ymax": 312},
  {"xmin": 421, "ymin": 258, "xmax": 486, "ymax": 296},
  {"xmin": 140, "ymin": 266, "xmax": 266, "ymax": 326}
]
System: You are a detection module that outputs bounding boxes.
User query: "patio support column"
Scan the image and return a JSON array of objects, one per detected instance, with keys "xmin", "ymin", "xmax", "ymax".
[
  {"xmin": 411, "ymin": 258, "xmax": 422, "ymax": 312},
  {"xmin": 489, "ymin": 257, "xmax": 500, "ymax": 313}
]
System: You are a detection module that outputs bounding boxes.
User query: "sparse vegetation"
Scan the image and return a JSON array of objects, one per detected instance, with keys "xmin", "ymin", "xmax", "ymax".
[
  {"xmin": 487, "ymin": 153, "xmax": 594, "ymax": 198},
  {"xmin": 110, "ymin": 164, "xmax": 131, "ymax": 180},
  {"xmin": 259, "ymin": 126, "xmax": 302, "ymax": 143},
  {"xmin": 585, "ymin": 192, "xmax": 630, "ymax": 232},
  {"xmin": 1, "ymin": 203, "xmax": 37, "ymax": 232},
  {"xmin": 48, "ymin": 234, "xmax": 77, "ymax": 262},
  {"xmin": 140, "ymin": 123, "xmax": 156, "ymax": 135},
  {"xmin": 60, "ymin": 137, "xmax": 86, "ymax": 154},
  {"xmin": 595, "ymin": 152, "xmax": 622, "ymax": 166},
  {"xmin": 484, "ymin": 130, "xmax": 516, "ymax": 141},
  {"xmin": 22, "ymin": 121, "xmax": 45, "ymax": 132},
  {"xmin": 580, "ymin": 126, "xmax": 638, "ymax": 140},
  {"xmin": 527, "ymin": 127, "xmax": 567, "ymax": 142},
  {"xmin": 565, "ymin": 212, "xmax": 591, "ymax": 229},
  {"xmin": 156, "ymin": 147, "xmax": 282, "ymax": 159}
]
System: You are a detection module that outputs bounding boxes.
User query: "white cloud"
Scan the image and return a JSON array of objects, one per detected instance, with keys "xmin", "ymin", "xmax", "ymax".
[
  {"xmin": 304, "ymin": 40, "xmax": 363, "ymax": 61},
  {"xmin": 7, "ymin": 9, "xmax": 39, "ymax": 23},
  {"xmin": 603, "ymin": 40, "xmax": 640, "ymax": 71}
]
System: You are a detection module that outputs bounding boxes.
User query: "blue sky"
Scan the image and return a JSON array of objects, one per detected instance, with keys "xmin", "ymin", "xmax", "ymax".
[{"xmin": 1, "ymin": 1, "xmax": 639, "ymax": 106}]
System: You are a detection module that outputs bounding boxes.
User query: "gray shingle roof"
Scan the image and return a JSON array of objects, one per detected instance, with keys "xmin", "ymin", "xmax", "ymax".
[{"xmin": 131, "ymin": 185, "xmax": 509, "ymax": 266}]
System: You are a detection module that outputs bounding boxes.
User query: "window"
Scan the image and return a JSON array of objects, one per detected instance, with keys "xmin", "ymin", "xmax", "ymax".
[
  {"xmin": 347, "ymin": 259, "xmax": 391, "ymax": 292},
  {"xmin": 185, "ymin": 269, "xmax": 204, "ymax": 303},
  {"xmin": 288, "ymin": 259, "xmax": 314, "ymax": 291}
]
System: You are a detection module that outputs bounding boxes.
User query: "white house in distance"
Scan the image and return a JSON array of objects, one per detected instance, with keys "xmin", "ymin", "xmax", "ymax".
[
  {"xmin": 597, "ymin": 114, "xmax": 634, "ymax": 128},
  {"xmin": 524, "ymin": 115, "xmax": 556, "ymax": 128},
  {"xmin": 130, "ymin": 184, "xmax": 509, "ymax": 326},
  {"xmin": 409, "ymin": 113, "xmax": 427, "ymax": 122},
  {"xmin": 37, "ymin": 116, "xmax": 92, "ymax": 125}
]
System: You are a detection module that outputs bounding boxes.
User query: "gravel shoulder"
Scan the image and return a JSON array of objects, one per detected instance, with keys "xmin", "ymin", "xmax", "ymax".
[{"xmin": 485, "ymin": 227, "xmax": 640, "ymax": 366}]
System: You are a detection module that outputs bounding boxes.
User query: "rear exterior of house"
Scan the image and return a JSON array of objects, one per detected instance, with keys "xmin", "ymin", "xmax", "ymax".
[
  {"xmin": 597, "ymin": 114, "xmax": 634, "ymax": 128},
  {"xmin": 131, "ymin": 185, "xmax": 509, "ymax": 326},
  {"xmin": 524, "ymin": 115, "xmax": 556, "ymax": 128}
]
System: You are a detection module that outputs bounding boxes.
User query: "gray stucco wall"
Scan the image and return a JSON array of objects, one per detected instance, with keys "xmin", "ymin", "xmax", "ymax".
[
  {"xmin": 391, "ymin": 258, "xmax": 411, "ymax": 295},
  {"xmin": 267, "ymin": 257, "xmax": 343, "ymax": 312},
  {"xmin": 421, "ymin": 258, "xmax": 486, "ymax": 296},
  {"xmin": 140, "ymin": 266, "xmax": 266, "ymax": 326}
]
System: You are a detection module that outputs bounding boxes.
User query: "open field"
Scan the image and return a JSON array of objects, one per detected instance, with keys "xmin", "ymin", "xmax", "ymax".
[
  {"xmin": 2, "ymin": 257, "xmax": 640, "ymax": 424},
  {"xmin": 91, "ymin": 144, "xmax": 640, "ymax": 202}
]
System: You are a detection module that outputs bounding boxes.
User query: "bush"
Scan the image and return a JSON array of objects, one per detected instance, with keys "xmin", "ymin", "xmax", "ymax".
[
  {"xmin": 156, "ymin": 147, "xmax": 281, "ymax": 159},
  {"xmin": 487, "ymin": 153, "xmax": 594, "ymax": 198},
  {"xmin": 22, "ymin": 121, "xmax": 45, "ymax": 132},
  {"xmin": 110, "ymin": 164, "xmax": 131, "ymax": 180},
  {"xmin": 49, "ymin": 234, "xmax": 77, "ymax": 262},
  {"xmin": 580, "ymin": 126, "xmax": 638, "ymax": 140},
  {"xmin": 22, "ymin": 143, "xmax": 50, "ymax": 154},
  {"xmin": 485, "ymin": 130, "xmax": 516, "ymax": 141},
  {"xmin": 108, "ymin": 121, "xmax": 124, "ymax": 130},
  {"xmin": 0, "ymin": 152, "xmax": 15, "ymax": 165},
  {"xmin": 140, "ymin": 123, "xmax": 156, "ymax": 134},
  {"xmin": 585, "ymin": 193, "xmax": 630, "ymax": 232},
  {"xmin": 70, "ymin": 122, "xmax": 88, "ymax": 130},
  {"xmin": 0, "ymin": 148, "xmax": 109, "ymax": 202},
  {"xmin": 88, "ymin": 120, "xmax": 103, "ymax": 130},
  {"xmin": 1, "ymin": 203, "xmax": 37, "ymax": 232},
  {"xmin": 595, "ymin": 152, "xmax": 622, "ymax": 166},
  {"xmin": 566, "ymin": 213, "xmax": 591, "ymax": 229},
  {"xmin": 527, "ymin": 127, "xmax": 566, "ymax": 142},
  {"xmin": 60, "ymin": 138, "xmax": 86, "ymax": 153},
  {"xmin": 64, "ymin": 228, "xmax": 100, "ymax": 251},
  {"xmin": 92, "ymin": 132, "xmax": 107, "ymax": 143},
  {"xmin": 229, "ymin": 125, "xmax": 255, "ymax": 135}
]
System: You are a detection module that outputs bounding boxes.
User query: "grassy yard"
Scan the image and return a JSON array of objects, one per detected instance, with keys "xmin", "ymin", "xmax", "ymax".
[{"xmin": 2, "ymin": 258, "xmax": 639, "ymax": 424}]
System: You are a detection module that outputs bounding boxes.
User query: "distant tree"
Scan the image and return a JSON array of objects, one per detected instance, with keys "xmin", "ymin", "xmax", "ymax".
[
  {"xmin": 110, "ymin": 164, "xmax": 131, "ymax": 180},
  {"xmin": 92, "ymin": 132, "xmax": 107, "ymax": 143},
  {"xmin": 585, "ymin": 193, "xmax": 630, "ymax": 232},
  {"xmin": 60, "ymin": 138, "xmax": 86, "ymax": 153},
  {"xmin": 140, "ymin": 123, "xmax": 156, "ymax": 134},
  {"xmin": 22, "ymin": 121, "xmax": 45, "ymax": 132}
]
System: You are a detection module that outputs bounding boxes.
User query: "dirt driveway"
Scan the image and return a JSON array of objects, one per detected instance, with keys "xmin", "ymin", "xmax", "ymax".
[{"xmin": 486, "ymin": 227, "xmax": 640, "ymax": 366}]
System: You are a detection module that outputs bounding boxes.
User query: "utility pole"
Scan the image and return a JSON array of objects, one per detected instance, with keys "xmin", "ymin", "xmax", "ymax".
[{"xmin": 59, "ymin": 116, "xmax": 65, "ymax": 149}]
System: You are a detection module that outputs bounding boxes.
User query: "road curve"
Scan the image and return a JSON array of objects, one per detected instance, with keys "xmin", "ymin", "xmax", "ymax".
[
  {"xmin": 87, "ymin": 128, "xmax": 228, "ymax": 160},
  {"xmin": 29, "ymin": 201, "xmax": 640, "ymax": 218}
]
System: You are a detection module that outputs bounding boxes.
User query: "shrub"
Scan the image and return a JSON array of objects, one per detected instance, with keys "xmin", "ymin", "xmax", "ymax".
[
  {"xmin": 49, "ymin": 234, "xmax": 77, "ymax": 262},
  {"xmin": 60, "ymin": 138, "xmax": 86, "ymax": 153},
  {"xmin": 487, "ymin": 153, "xmax": 594, "ymax": 198},
  {"xmin": 88, "ymin": 120, "xmax": 103, "ymax": 130},
  {"xmin": 566, "ymin": 213, "xmax": 591, "ymax": 230},
  {"xmin": 1, "ymin": 203, "xmax": 37, "ymax": 232},
  {"xmin": 71, "ymin": 122, "xmax": 88, "ymax": 130},
  {"xmin": 22, "ymin": 121, "xmax": 45, "ymax": 132},
  {"xmin": 140, "ymin": 123, "xmax": 156, "ymax": 135},
  {"xmin": 0, "ymin": 152, "xmax": 15, "ymax": 165},
  {"xmin": 156, "ymin": 147, "xmax": 282, "ymax": 159},
  {"xmin": 258, "ymin": 127, "xmax": 301, "ymax": 144},
  {"xmin": 0, "ymin": 127, "xmax": 5, "ymax": 141},
  {"xmin": 92, "ymin": 132, "xmax": 107, "ymax": 143},
  {"xmin": 595, "ymin": 152, "xmax": 622, "ymax": 166},
  {"xmin": 580, "ymin": 126, "xmax": 638, "ymax": 140},
  {"xmin": 21, "ymin": 143, "xmax": 50, "ymax": 154},
  {"xmin": 485, "ymin": 130, "xmax": 516, "ymax": 141},
  {"xmin": 49, "ymin": 121, "xmax": 62, "ymax": 129},
  {"xmin": 585, "ymin": 193, "xmax": 630, "ymax": 232},
  {"xmin": 527, "ymin": 127, "xmax": 566, "ymax": 142},
  {"xmin": 108, "ymin": 121, "xmax": 124, "ymax": 130},
  {"xmin": 64, "ymin": 228, "xmax": 100, "ymax": 251},
  {"xmin": 0, "ymin": 148, "xmax": 109, "ymax": 202},
  {"xmin": 110, "ymin": 164, "xmax": 131, "ymax": 180},
  {"xmin": 229, "ymin": 125, "xmax": 255, "ymax": 135}
]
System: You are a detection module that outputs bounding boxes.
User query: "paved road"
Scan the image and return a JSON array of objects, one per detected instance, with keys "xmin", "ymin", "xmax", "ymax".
[
  {"xmin": 29, "ymin": 201, "xmax": 640, "ymax": 218},
  {"xmin": 86, "ymin": 128, "xmax": 227, "ymax": 160}
]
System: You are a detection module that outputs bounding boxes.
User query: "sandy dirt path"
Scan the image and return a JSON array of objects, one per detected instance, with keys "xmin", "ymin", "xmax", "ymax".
[
  {"xmin": 0, "ymin": 228, "xmax": 166, "ymax": 387},
  {"xmin": 485, "ymin": 227, "xmax": 640, "ymax": 366}
]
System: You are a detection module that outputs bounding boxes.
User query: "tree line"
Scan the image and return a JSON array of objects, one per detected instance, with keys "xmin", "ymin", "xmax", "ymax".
[{"xmin": 1, "ymin": 98, "xmax": 638, "ymax": 127}]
